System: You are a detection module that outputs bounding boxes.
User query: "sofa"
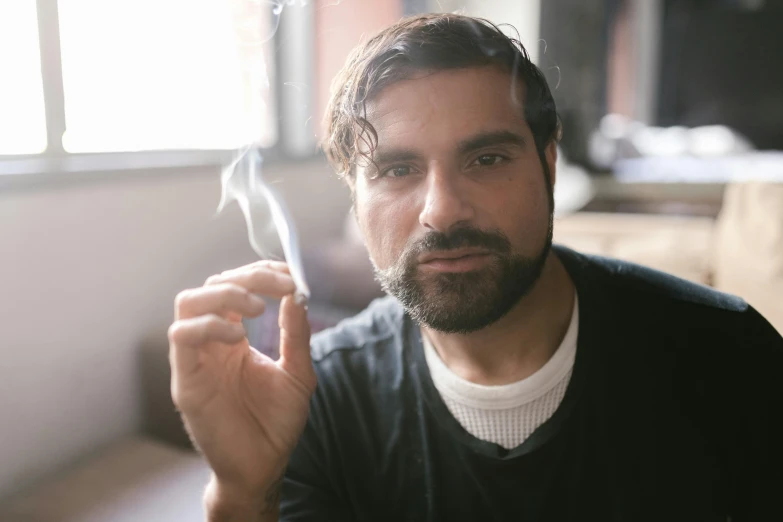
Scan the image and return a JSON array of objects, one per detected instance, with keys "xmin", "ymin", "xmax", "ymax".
[
  {"xmin": 1, "ymin": 181, "xmax": 780, "ymax": 521},
  {"xmin": 553, "ymin": 182, "xmax": 783, "ymax": 334}
]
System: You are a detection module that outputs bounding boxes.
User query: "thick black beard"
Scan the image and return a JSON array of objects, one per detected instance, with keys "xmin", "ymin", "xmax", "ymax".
[{"xmin": 375, "ymin": 225, "xmax": 552, "ymax": 334}]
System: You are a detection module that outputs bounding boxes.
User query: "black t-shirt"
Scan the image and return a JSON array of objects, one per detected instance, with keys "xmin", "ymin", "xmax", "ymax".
[{"xmin": 281, "ymin": 246, "xmax": 783, "ymax": 521}]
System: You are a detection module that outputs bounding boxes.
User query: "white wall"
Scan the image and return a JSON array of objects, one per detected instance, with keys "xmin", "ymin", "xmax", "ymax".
[
  {"xmin": 428, "ymin": 0, "xmax": 541, "ymax": 63},
  {"xmin": 0, "ymin": 158, "xmax": 351, "ymax": 500}
]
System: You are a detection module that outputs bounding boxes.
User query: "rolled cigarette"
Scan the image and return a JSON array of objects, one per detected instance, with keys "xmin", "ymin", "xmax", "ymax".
[{"xmin": 293, "ymin": 290, "xmax": 309, "ymax": 307}]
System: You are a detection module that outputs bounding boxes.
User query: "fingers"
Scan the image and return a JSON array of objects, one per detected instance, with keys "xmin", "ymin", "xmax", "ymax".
[
  {"xmin": 175, "ymin": 283, "xmax": 266, "ymax": 321},
  {"xmin": 205, "ymin": 262, "xmax": 296, "ymax": 298},
  {"xmin": 256, "ymin": 260, "xmax": 291, "ymax": 274},
  {"xmin": 169, "ymin": 314, "xmax": 246, "ymax": 348},
  {"xmin": 169, "ymin": 314, "xmax": 247, "ymax": 375},
  {"xmin": 277, "ymin": 295, "xmax": 315, "ymax": 390},
  {"xmin": 211, "ymin": 260, "xmax": 291, "ymax": 275},
  {"xmin": 170, "ymin": 260, "xmax": 305, "ymax": 380}
]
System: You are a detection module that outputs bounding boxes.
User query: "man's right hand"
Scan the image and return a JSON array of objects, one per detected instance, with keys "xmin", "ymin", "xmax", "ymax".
[{"xmin": 168, "ymin": 261, "xmax": 315, "ymax": 520}]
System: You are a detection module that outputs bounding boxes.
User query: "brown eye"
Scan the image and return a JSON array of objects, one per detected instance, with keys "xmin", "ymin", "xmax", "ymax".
[
  {"xmin": 475, "ymin": 155, "xmax": 504, "ymax": 167},
  {"xmin": 383, "ymin": 166, "xmax": 412, "ymax": 178}
]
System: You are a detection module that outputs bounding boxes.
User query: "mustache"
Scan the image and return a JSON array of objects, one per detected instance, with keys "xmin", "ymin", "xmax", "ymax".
[{"xmin": 406, "ymin": 227, "xmax": 512, "ymax": 259}]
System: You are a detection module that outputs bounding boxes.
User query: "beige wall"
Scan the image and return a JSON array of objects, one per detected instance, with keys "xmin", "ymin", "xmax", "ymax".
[{"xmin": 0, "ymin": 158, "xmax": 350, "ymax": 500}]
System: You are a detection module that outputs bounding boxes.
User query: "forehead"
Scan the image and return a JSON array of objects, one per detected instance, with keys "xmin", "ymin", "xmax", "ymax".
[{"xmin": 363, "ymin": 66, "xmax": 529, "ymax": 149}]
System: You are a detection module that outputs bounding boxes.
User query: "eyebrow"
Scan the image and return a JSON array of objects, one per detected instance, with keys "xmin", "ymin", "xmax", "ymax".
[
  {"xmin": 369, "ymin": 130, "xmax": 527, "ymax": 169},
  {"xmin": 457, "ymin": 130, "xmax": 527, "ymax": 154},
  {"xmin": 371, "ymin": 149, "xmax": 423, "ymax": 168}
]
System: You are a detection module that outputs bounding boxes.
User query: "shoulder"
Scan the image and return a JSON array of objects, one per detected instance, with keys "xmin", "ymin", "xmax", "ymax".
[
  {"xmin": 557, "ymin": 244, "xmax": 782, "ymax": 353},
  {"xmin": 305, "ymin": 296, "xmax": 410, "ymax": 440},
  {"xmin": 556, "ymin": 244, "xmax": 747, "ymax": 313},
  {"xmin": 310, "ymin": 295, "xmax": 405, "ymax": 363}
]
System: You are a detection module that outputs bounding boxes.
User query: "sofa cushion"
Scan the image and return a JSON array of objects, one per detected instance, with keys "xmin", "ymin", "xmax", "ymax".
[
  {"xmin": 554, "ymin": 212, "xmax": 715, "ymax": 285},
  {"xmin": 0, "ymin": 437, "xmax": 210, "ymax": 522},
  {"xmin": 713, "ymin": 182, "xmax": 783, "ymax": 334}
]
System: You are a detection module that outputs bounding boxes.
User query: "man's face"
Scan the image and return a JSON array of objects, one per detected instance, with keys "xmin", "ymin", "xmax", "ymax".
[{"xmin": 353, "ymin": 66, "xmax": 557, "ymax": 333}]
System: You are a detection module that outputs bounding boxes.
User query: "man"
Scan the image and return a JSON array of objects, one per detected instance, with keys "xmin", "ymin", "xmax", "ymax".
[{"xmin": 168, "ymin": 13, "xmax": 783, "ymax": 522}]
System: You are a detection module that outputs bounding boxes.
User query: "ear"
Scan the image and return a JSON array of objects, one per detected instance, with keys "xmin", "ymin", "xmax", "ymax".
[
  {"xmin": 544, "ymin": 140, "xmax": 557, "ymax": 187},
  {"xmin": 346, "ymin": 206, "xmax": 366, "ymax": 245},
  {"xmin": 343, "ymin": 163, "xmax": 360, "ymax": 192},
  {"xmin": 346, "ymin": 177, "xmax": 358, "ymax": 213}
]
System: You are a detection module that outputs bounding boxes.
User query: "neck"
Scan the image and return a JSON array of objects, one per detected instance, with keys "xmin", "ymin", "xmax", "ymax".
[{"xmin": 422, "ymin": 251, "xmax": 575, "ymax": 386}]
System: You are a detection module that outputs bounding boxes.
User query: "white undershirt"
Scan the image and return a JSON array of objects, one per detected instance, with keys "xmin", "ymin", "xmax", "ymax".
[{"xmin": 422, "ymin": 295, "xmax": 578, "ymax": 449}]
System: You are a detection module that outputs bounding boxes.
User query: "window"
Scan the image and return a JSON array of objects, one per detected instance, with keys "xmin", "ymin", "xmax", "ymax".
[
  {"xmin": 0, "ymin": 2, "xmax": 48, "ymax": 155},
  {"xmin": 1, "ymin": 0, "xmax": 277, "ymax": 159}
]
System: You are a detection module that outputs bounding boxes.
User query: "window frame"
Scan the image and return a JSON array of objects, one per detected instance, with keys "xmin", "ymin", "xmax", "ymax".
[{"xmin": 0, "ymin": 0, "xmax": 318, "ymax": 182}]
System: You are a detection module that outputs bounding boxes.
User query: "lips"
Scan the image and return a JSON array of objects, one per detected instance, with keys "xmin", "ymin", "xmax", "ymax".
[
  {"xmin": 417, "ymin": 249, "xmax": 492, "ymax": 273},
  {"xmin": 418, "ymin": 248, "xmax": 491, "ymax": 264}
]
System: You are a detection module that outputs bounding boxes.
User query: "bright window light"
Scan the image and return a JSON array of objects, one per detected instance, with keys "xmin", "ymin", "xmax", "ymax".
[
  {"xmin": 0, "ymin": 1, "xmax": 48, "ymax": 155},
  {"xmin": 58, "ymin": 0, "xmax": 276, "ymax": 153}
]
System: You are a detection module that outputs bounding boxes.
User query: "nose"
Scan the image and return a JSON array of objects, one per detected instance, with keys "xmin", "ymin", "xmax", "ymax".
[{"xmin": 418, "ymin": 166, "xmax": 475, "ymax": 233}]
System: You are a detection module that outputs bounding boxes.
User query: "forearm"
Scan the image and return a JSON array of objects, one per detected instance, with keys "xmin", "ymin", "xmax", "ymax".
[{"xmin": 204, "ymin": 474, "xmax": 283, "ymax": 522}]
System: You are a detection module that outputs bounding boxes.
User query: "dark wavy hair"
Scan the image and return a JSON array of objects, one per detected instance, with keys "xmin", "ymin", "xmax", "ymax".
[{"xmin": 321, "ymin": 12, "xmax": 561, "ymax": 180}]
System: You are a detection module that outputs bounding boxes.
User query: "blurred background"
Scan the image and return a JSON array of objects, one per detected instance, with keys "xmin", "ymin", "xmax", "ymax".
[{"xmin": 1, "ymin": 1, "xmax": 782, "ymax": 520}]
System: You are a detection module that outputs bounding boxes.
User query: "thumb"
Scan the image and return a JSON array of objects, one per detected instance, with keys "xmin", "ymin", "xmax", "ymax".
[{"xmin": 277, "ymin": 294, "xmax": 314, "ymax": 388}]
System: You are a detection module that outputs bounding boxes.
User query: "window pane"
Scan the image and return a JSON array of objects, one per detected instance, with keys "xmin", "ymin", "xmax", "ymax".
[
  {"xmin": 0, "ymin": 1, "xmax": 48, "ymax": 155},
  {"xmin": 58, "ymin": 0, "xmax": 276, "ymax": 153}
]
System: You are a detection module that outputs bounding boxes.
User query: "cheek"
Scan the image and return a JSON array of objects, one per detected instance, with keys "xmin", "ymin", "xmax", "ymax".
[
  {"xmin": 355, "ymin": 186, "xmax": 418, "ymax": 269},
  {"xmin": 491, "ymin": 166, "xmax": 551, "ymax": 252}
]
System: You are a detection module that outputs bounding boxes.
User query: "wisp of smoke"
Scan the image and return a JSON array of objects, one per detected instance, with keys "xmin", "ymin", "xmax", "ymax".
[
  {"xmin": 214, "ymin": 0, "xmax": 319, "ymax": 303},
  {"xmin": 218, "ymin": 147, "xmax": 311, "ymax": 301}
]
